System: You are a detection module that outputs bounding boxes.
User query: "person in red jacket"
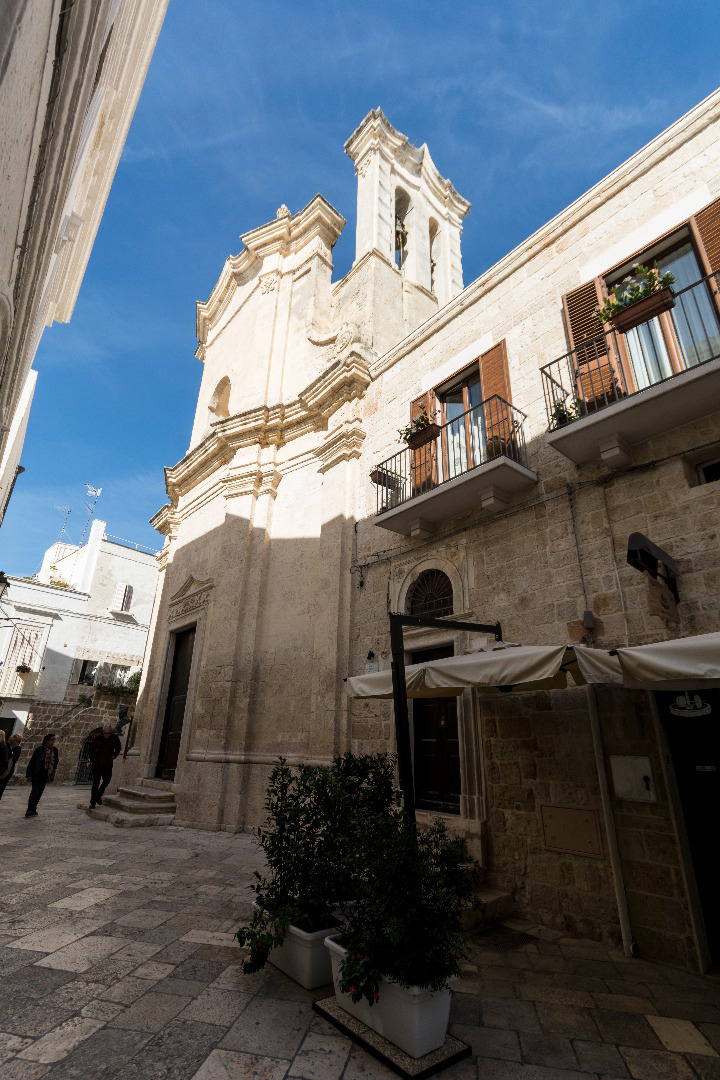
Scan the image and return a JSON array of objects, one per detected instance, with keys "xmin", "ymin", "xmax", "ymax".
[{"xmin": 88, "ymin": 724, "xmax": 122, "ymax": 809}]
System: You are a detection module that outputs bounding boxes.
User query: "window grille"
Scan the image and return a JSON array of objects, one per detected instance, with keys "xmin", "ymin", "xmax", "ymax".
[{"xmin": 407, "ymin": 570, "xmax": 453, "ymax": 618}]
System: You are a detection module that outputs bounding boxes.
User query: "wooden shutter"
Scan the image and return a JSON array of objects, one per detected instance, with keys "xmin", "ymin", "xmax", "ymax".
[
  {"xmin": 694, "ymin": 196, "xmax": 720, "ymax": 274},
  {"xmin": 479, "ymin": 341, "xmax": 512, "ymax": 444},
  {"xmin": 409, "ymin": 391, "xmax": 437, "ymax": 494},
  {"xmin": 563, "ymin": 280, "xmax": 606, "ymax": 353}
]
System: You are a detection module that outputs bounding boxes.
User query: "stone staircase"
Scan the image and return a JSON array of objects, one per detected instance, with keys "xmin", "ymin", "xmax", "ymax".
[
  {"xmin": 79, "ymin": 781, "xmax": 176, "ymax": 827},
  {"xmin": 466, "ymin": 884, "xmax": 515, "ymax": 929}
]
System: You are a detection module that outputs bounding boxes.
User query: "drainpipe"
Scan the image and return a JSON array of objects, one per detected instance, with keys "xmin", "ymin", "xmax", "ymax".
[{"xmin": 586, "ymin": 683, "xmax": 636, "ymax": 958}]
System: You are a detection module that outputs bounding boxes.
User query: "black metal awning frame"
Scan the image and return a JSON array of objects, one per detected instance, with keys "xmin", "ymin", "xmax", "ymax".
[{"xmin": 389, "ymin": 612, "xmax": 502, "ymax": 821}]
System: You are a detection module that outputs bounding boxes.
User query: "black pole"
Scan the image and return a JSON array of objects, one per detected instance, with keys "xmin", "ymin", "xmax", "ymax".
[{"xmin": 388, "ymin": 612, "xmax": 502, "ymax": 827}]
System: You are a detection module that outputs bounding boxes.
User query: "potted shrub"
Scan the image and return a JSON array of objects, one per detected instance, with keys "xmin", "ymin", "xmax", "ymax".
[
  {"xmin": 326, "ymin": 815, "xmax": 479, "ymax": 1058},
  {"xmin": 550, "ymin": 398, "xmax": 579, "ymax": 429},
  {"xmin": 16, "ymin": 664, "xmax": 32, "ymax": 674},
  {"xmin": 597, "ymin": 263, "xmax": 675, "ymax": 334},
  {"xmin": 236, "ymin": 754, "xmax": 395, "ymax": 990},
  {"xmin": 398, "ymin": 402, "xmax": 441, "ymax": 450}
]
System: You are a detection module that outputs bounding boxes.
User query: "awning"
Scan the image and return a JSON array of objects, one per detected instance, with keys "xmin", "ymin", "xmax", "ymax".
[
  {"xmin": 613, "ymin": 631, "xmax": 720, "ymax": 688},
  {"xmin": 348, "ymin": 632, "xmax": 720, "ymax": 698},
  {"xmin": 348, "ymin": 644, "xmax": 582, "ymax": 698}
]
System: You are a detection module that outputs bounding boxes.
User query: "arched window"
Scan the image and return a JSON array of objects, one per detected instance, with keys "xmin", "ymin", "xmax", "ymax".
[
  {"xmin": 428, "ymin": 218, "xmax": 439, "ymax": 293},
  {"xmin": 407, "ymin": 569, "xmax": 453, "ymax": 618},
  {"xmin": 395, "ymin": 187, "xmax": 411, "ymax": 270},
  {"xmin": 208, "ymin": 377, "xmax": 231, "ymax": 420}
]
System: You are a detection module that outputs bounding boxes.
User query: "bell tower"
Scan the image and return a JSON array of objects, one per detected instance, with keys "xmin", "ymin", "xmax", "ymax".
[{"xmin": 344, "ymin": 109, "xmax": 471, "ymax": 307}]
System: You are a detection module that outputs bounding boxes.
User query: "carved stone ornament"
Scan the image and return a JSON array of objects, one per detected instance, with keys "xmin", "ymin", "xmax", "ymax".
[
  {"xmin": 167, "ymin": 574, "xmax": 213, "ymax": 622},
  {"xmin": 276, "ymin": 204, "xmax": 290, "ymax": 219},
  {"xmin": 355, "ymin": 156, "xmax": 371, "ymax": 178},
  {"xmin": 259, "ymin": 272, "xmax": 279, "ymax": 294}
]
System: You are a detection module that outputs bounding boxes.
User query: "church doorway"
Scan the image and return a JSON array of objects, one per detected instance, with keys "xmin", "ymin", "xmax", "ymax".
[
  {"xmin": 155, "ymin": 625, "xmax": 196, "ymax": 781},
  {"xmin": 410, "ymin": 645, "xmax": 461, "ymax": 814},
  {"xmin": 658, "ymin": 689, "xmax": 720, "ymax": 966}
]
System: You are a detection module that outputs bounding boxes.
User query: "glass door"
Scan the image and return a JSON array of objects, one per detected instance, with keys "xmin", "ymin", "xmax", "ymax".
[{"xmin": 440, "ymin": 370, "xmax": 485, "ymax": 481}]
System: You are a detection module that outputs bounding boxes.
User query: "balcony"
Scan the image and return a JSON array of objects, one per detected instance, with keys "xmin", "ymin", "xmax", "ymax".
[
  {"xmin": 541, "ymin": 271, "xmax": 720, "ymax": 466},
  {"xmin": 371, "ymin": 396, "xmax": 536, "ymax": 536}
]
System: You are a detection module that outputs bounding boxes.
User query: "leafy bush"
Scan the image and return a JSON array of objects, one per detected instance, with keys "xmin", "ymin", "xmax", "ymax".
[
  {"xmin": 597, "ymin": 263, "xmax": 674, "ymax": 325},
  {"xmin": 398, "ymin": 401, "xmax": 437, "ymax": 444},
  {"xmin": 336, "ymin": 816, "xmax": 479, "ymax": 1005},
  {"xmin": 236, "ymin": 753, "xmax": 396, "ymax": 973}
]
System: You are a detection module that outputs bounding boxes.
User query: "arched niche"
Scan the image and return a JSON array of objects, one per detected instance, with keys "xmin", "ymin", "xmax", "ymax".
[
  {"xmin": 396, "ymin": 555, "xmax": 466, "ymax": 616},
  {"xmin": 394, "ymin": 187, "xmax": 412, "ymax": 269},
  {"xmin": 208, "ymin": 376, "xmax": 231, "ymax": 420},
  {"xmin": 428, "ymin": 217, "xmax": 440, "ymax": 293}
]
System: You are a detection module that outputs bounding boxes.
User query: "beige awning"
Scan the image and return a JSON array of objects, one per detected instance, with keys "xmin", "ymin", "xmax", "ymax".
[
  {"xmin": 614, "ymin": 631, "xmax": 720, "ymax": 688},
  {"xmin": 347, "ymin": 644, "xmax": 579, "ymax": 698}
]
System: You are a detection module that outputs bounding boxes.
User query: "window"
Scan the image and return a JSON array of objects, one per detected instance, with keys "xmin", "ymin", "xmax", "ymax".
[
  {"xmin": 105, "ymin": 664, "xmax": 130, "ymax": 688},
  {"xmin": 698, "ymin": 458, "xmax": 720, "ymax": 485},
  {"xmin": 408, "ymin": 570, "xmax": 453, "ymax": 618},
  {"xmin": 110, "ymin": 583, "xmax": 132, "ymax": 613},
  {"xmin": 79, "ymin": 659, "xmax": 99, "ymax": 686},
  {"xmin": 395, "ymin": 188, "xmax": 411, "ymax": 270},
  {"xmin": 438, "ymin": 367, "xmax": 485, "ymax": 479}
]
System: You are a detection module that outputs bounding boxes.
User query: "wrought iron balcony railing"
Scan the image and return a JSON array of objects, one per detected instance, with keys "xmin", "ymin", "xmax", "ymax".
[
  {"xmin": 541, "ymin": 270, "xmax": 720, "ymax": 431},
  {"xmin": 371, "ymin": 396, "xmax": 528, "ymax": 515}
]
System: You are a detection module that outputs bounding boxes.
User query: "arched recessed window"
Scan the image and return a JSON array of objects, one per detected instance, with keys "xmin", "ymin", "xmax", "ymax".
[
  {"xmin": 395, "ymin": 187, "xmax": 411, "ymax": 270},
  {"xmin": 208, "ymin": 376, "xmax": 231, "ymax": 420},
  {"xmin": 407, "ymin": 569, "xmax": 453, "ymax": 618},
  {"xmin": 428, "ymin": 218, "xmax": 439, "ymax": 293}
]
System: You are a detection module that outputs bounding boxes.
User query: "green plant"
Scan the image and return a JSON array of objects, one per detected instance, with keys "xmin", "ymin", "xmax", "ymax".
[
  {"xmin": 550, "ymin": 397, "xmax": 581, "ymax": 427},
  {"xmin": 336, "ymin": 816, "xmax": 480, "ymax": 1006},
  {"xmin": 77, "ymin": 693, "xmax": 93, "ymax": 706},
  {"xmin": 124, "ymin": 670, "xmax": 141, "ymax": 691},
  {"xmin": 397, "ymin": 401, "xmax": 437, "ymax": 444},
  {"xmin": 236, "ymin": 753, "xmax": 396, "ymax": 974},
  {"xmin": 49, "ymin": 579, "xmax": 71, "ymax": 589},
  {"xmin": 597, "ymin": 263, "xmax": 674, "ymax": 325}
]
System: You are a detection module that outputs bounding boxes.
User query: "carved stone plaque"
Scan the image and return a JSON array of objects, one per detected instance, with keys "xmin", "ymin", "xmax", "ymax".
[{"xmin": 540, "ymin": 804, "xmax": 602, "ymax": 858}]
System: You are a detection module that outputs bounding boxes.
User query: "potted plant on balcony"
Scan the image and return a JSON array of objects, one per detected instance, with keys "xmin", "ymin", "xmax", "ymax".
[
  {"xmin": 16, "ymin": 664, "xmax": 32, "ymax": 674},
  {"xmin": 325, "ymin": 815, "xmax": 479, "ymax": 1059},
  {"xmin": 549, "ymin": 397, "xmax": 581, "ymax": 428},
  {"xmin": 236, "ymin": 753, "xmax": 395, "ymax": 990},
  {"xmin": 398, "ymin": 402, "xmax": 441, "ymax": 450},
  {"xmin": 597, "ymin": 263, "xmax": 675, "ymax": 334}
]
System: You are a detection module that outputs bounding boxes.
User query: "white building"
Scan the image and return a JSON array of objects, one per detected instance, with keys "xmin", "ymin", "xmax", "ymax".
[
  {"xmin": 0, "ymin": 0, "xmax": 168, "ymax": 521},
  {"xmin": 0, "ymin": 519, "xmax": 158, "ymax": 747}
]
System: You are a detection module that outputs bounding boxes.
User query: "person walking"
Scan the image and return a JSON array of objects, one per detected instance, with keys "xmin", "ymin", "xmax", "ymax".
[
  {"xmin": 0, "ymin": 733, "xmax": 22, "ymax": 800},
  {"xmin": 25, "ymin": 733, "xmax": 58, "ymax": 817},
  {"xmin": 88, "ymin": 723, "xmax": 122, "ymax": 809}
]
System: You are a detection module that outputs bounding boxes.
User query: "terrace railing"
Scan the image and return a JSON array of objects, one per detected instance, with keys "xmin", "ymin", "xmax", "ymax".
[
  {"xmin": 371, "ymin": 395, "xmax": 528, "ymax": 515},
  {"xmin": 541, "ymin": 270, "xmax": 720, "ymax": 430}
]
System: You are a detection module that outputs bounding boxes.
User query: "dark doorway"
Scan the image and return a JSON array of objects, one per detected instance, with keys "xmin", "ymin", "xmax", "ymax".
[
  {"xmin": 658, "ymin": 689, "xmax": 720, "ymax": 965},
  {"xmin": 410, "ymin": 646, "xmax": 461, "ymax": 814},
  {"xmin": 75, "ymin": 726, "xmax": 102, "ymax": 785},
  {"xmin": 0, "ymin": 718, "xmax": 15, "ymax": 740},
  {"xmin": 155, "ymin": 626, "xmax": 196, "ymax": 781}
]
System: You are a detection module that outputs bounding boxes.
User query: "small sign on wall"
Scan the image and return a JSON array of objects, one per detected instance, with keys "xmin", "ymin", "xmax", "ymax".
[{"xmin": 540, "ymin": 804, "xmax": 602, "ymax": 858}]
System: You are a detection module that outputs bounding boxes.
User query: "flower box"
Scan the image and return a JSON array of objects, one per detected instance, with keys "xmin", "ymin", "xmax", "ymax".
[
  {"xmin": 324, "ymin": 934, "xmax": 453, "ymax": 1059},
  {"xmin": 610, "ymin": 286, "xmax": 675, "ymax": 334},
  {"xmin": 370, "ymin": 468, "xmax": 401, "ymax": 490},
  {"xmin": 267, "ymin": 920, "xmax": 336, "ymax": 989},
  {"xmin": 406, "ymin": 423, "xmax": 441, "ymax": 451}
]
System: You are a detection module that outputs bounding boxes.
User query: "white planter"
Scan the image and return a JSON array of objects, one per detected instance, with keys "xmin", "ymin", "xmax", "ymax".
[
  {"xmin": 324, "ymin": 934, "xmax": 452, "ymax": 1058},
  {"xmin": 267, "ymin": 921, "xmax": 336, "ymax": 989}
]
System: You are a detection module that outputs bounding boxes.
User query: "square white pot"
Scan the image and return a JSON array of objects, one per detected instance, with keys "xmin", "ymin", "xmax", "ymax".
[
  {"xmin": 267, "ymin": 921, "xmax": 336, "ymax": 989},
  {"xmin": 324, "ymin": 934, "xmax": 452, "ymax": 1058}
]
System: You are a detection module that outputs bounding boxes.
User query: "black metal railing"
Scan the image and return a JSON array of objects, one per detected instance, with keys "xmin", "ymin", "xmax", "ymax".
[
  {"xmin": 541, "ymin": 270, "xmax": 720, "ymax": 430},
  {"xmin": 371, "ymin": 396, "xmax": 528, "ymax": 514}
]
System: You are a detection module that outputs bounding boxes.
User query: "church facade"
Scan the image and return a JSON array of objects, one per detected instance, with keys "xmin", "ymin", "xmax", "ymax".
[{"xmin": 119, "ymin": 93, "xmax": 720, "ymax": 973}]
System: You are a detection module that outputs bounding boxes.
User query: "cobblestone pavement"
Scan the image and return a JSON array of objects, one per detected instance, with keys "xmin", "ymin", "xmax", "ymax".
[{"xmin": 1, "ymin": 786, "xmax": 719, "ymax": 1080}]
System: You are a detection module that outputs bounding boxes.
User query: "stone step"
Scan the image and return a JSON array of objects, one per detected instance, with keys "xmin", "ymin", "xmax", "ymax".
[
  {"xmin": 117, "ymin": 786, "xmax": 176, "ymax": 802},
  {"xmin": 103, "ymin": 794, "xmax": 176, "ymax": 815},
  {"xmin": 80, "ymin": 803, "xmax": 176, "ymax": 829},
  {"xmin": 139, "ymin": 779, "xmax": 175, "ymax": 792},
  {"xmin": 463, "ymin": 886, "xmax": 514, "ymax": 931}
]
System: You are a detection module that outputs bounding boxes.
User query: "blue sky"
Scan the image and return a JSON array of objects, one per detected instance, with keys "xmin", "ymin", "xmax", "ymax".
[{"xmin": 1, "ymin": 0, "xmax": 717, "ymax": 574}]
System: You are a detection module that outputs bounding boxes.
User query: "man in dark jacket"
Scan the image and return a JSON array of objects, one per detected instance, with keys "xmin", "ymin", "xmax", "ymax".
[
  {"xmin": 25, "ymin": 733, "xmax": 58, "ymax": 817},
  {"xmin": 0, "ymin": 734, "xmax": 22, "ymax": 801},
  {"xmin": 88, "ymin": 724, "xmax": 122, "ymax": 809}
]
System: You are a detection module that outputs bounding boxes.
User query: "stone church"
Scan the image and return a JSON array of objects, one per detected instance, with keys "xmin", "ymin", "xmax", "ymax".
[{"xmin": 118, "ymin": 94, "xmax": 720, "ymax": 973}]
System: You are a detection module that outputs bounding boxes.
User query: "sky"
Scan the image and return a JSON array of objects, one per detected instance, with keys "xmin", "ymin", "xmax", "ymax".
[{"xmin": 1, "ymin": 0, "xmax": 718, "ymax": 574}]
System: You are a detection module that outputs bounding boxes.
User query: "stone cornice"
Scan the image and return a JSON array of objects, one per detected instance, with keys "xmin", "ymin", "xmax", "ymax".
[
  {"xmin": 344, "ymin": 107, "xmax": 470, "ymax": 220},
  {"xmin": 161, "ymin": 349, "xmax": 372, "ymax": 505},
  {"xmin": 314, "ymin": 420, "xmax": 366, "ymax": 473},
  {"xmin": 222, "ymin": 463, "xmax": 282, "ymax": 500},
  {"xmin": 370, "ymin": 86, "xmax": 720, "ymax": 380},
  {"xmin": 196, "ymin": 195, "xmax": 345, "ymax": 345}
]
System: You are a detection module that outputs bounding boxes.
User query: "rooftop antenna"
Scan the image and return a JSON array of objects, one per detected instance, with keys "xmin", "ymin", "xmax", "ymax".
[
  {"xmin": 79, "ymin": 484, "xmax": 102, "ymax": 545},
  {"xmin": 54, "ymin": 505, "xmax": 72, "ymax": 545}
]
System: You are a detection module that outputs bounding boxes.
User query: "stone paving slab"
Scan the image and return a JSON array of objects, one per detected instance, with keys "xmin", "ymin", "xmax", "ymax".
[{"xmin": 2, "ymin": 785, "xmax": 720, "ymax": 1080}]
